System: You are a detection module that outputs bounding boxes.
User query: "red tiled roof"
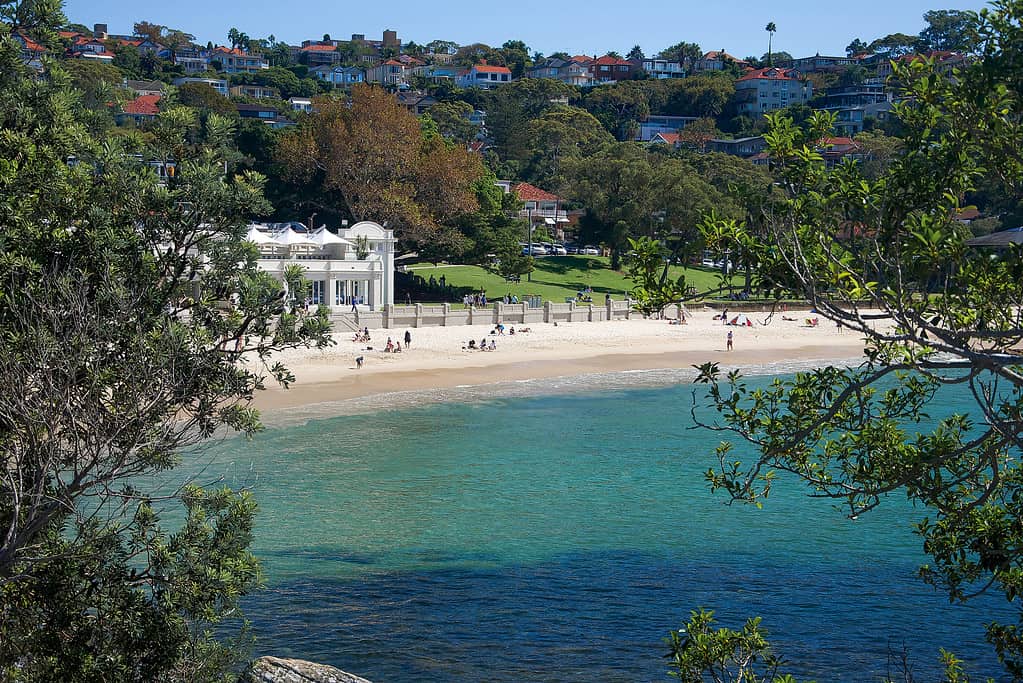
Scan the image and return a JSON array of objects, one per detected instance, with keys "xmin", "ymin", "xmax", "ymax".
[
  {"xmin": 822, "ymin": 136, "xmax": 856, "ymax": 147},
  {"xmin": 382, "ymin": 59, "xmax": 405, "ymax": 66},
  {"xmin": 16, "ymin": 32, "xmax": 45, "ymax": 53},
  {"xmin": 301, "ymin": 44, "xmax": 337, "ymax": 52},
  {"xmin": 122, "ymin": 94, "xmax": 161, "ymax": 115},
  {"xmin": 214, "ymin": 46, "xmax": 247, "ymax": 56},
  {"xmin": 514, "ymin": 182, "xmax": 560, "ymax": 202},
  {"xmin": 652, "ymin": 133, "xmax": 680, "ymax": 144},
  {"xmin": 736, "ymin": 67, "xmax": 802, "ymax": 82},
  {"xmin": 474, "ymin": 64, "xmax": 511, "ymax": 74},
  {"xmin": 593, "ymin": 55, "xmax": 631, "ymax": 66},
  {"xmin": 703, "ymin": 50, "xmax": 743, "ymax": 62},
  {"xmin": 59, "ymin": 30, "xmax": 83, "ymax": 39},
  {"xmin": 570, "ymin": 55, "xmax": 593, "ymax": 63}
]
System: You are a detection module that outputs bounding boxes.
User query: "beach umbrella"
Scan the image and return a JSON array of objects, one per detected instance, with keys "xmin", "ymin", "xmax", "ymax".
[{"xmin": 728, "ymin": 313, "xmax": 753, "ymax": 327}]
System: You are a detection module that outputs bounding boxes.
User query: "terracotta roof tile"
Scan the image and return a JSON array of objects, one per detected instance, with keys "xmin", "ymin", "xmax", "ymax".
[
  {"xmin": 122, "ymin": 94, "xmax": 161, "ymax": 115},
  {"xmin": 736, "ymin": 67, "xmax": 802, "ymax": 82},
  {"xmin": 301, "ymin": 44, "xmax": 337, "ymax": 52},
  {"xmin": 514, "ymin": 182, "xmax": 561, "ymax": 202},
  {"xmin": 473, "ymin": 64, "xmax": 511, "ymax": 74}
]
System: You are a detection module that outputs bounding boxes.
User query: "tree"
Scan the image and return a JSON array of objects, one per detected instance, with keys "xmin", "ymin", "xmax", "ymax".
[
  {"xmin": 425, "ymin": 39, "xmax": 458, "ymax": 56},
  {"xmin": 499, "ymin": 39, "xmax": 531, "ymax": 78},
  {"xmin": 0, "ymin": 26, "xmax": 332, "ymax": 681},
  {"xmin": 133, "ymin": 20, "xmax": 165, "ymax": 43},
  {"xmin": 765, "ymin": 22, "xmax": 776, "ymax": 66},
  {"xmin": 524, "ymin": 104, "xmax": 613, "ymax": 184},
  {"xmin": 627, "ymin": 44, "xmax": 644, "ymax": 61},
  {"xmin": 919, "ymin": 9, "xmax": 981, "ymax": 53},
  {"xmin": 177, "ymin": 81, "xmax": 239, "ymax": 117},
  {"xmin": 581, "ymin": 81, "xmax": 650, "ymax": 140},
  {"xmin": 626, "ymin": 236, "xmax": 688, "ymax": 317},
  {"xmin": 868, "ymin": 32, "xmax": 923, "ymax": 58},
  {"xmin": 481, "ymin": 77, "xmax": 577, "ymax": 160},
  {"xmin": 659, "ymin": 41, "xmax": 702, "ymax": 72},
  {"xmin": 424, "ymin": 100, "xmax": 478, "ymax": 143},
  {"xmin": 845, "ymin": 37, "xmax": 869, "ymax": 56},
  {"xmin": 695, "ymin": 2, "xmax": 1023, "ymax": 676},
  {"xmin": 760, "ymin": 50, "xmax": 792, "ymax": 65},
  {"xmin": 275, "ymin": 84, "xmax": 485, "ymax": 252}
]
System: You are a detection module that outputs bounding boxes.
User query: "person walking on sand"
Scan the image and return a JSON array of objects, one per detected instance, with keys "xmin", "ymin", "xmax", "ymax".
[
  {"xmin": 404, "ymin": 329, "xmax": 412, "ymax": 349},
  {"xmin": 726, "ymin": 330, "xmax": 733, "ymax": 351}
]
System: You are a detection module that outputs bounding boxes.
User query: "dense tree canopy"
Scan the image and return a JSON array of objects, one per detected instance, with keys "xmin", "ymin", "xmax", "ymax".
[
  {"xmin": 0, "ymin": 18, "xmax": 332, "ymax": 681},
  {"xmin": 276, "ymin": 84, "xmax": 485, "ymax": 250},
  {"xmin": 696, "ymin": 1, "xmax": 1023, "ymax": 676}
]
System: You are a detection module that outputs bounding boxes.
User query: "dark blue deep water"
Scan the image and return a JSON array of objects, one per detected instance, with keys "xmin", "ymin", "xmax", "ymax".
[{"xmin": 178, "ymin": 375, "xmax": 1014, "ymax": 682}]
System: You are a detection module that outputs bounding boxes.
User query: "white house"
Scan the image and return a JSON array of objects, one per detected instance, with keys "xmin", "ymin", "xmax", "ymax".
[
  {"xmin": 457, "ymin": 63, "xmax": 512, "ymax": 90},
  {"xmin": 248, "ymin": 221, "xmax": 395, "ymax": 311},
  {"xmin": 173, "ymin": 77, "xmax": 229, "ymax": 95}
]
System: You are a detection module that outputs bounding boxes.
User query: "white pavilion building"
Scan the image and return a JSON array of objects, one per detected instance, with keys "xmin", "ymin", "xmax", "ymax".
[{"xmin": 247, "ymin": 220, "xmax": 395, "ymax": 311}]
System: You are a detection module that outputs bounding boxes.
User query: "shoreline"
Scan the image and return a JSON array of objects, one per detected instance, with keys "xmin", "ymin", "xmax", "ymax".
[{"xmin": 251, "ymin": 311, "xmax": 872, "ymax": 412}]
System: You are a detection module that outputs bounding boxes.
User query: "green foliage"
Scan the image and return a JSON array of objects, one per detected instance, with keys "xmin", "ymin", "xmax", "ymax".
[
  {"xmin": 0, "ymin": 17, "xmax": 331, "ymax": 681},
  {"xmin": 177, "ymin": 81, "xmax": 238, "ymax": 118},
  {"xmin": 695, "ymin": 2, "xmax": 1023, "ymax": 676},
  {"xmin": 626, "ymin": 236, "xmax": 687, "ymax": 315},
  {"xmin": 666, "ymin": 609, "xmax": 797, "ymax": 683}
]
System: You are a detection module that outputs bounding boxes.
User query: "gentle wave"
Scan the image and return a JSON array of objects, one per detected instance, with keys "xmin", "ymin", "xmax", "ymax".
[{"xmin": 260, "ymin": 356, "xmax": 862, "ymax": 429}]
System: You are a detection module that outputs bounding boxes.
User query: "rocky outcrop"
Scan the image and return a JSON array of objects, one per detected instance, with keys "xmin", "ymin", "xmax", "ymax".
[{"xmin": 241, "ymin": 656, "xmax": 374, "ymax": 683}]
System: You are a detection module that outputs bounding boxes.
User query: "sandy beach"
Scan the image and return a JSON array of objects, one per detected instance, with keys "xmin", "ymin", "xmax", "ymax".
[{"xmin": 251, "ymin": 308, "xmax": 873, "ymax": 411}]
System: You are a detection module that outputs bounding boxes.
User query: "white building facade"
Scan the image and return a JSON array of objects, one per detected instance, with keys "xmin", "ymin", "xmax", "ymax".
[{"xmin": 249, "ymin": 221, "xmax": 395, "ymax": 311}]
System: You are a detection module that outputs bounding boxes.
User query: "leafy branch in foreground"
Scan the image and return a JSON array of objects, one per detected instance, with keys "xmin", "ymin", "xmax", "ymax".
[
  {"xmin": 694, "ymin": 0, "xmax": 1023, "ymax": 677},
  {"xmin": 0, "ymin": 20, "xmax": 331, "ymax": 681}
]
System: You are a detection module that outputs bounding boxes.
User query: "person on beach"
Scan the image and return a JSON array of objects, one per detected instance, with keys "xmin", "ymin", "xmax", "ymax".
[
  {"xmin": 727, "ymin": 330, "xmax": 733, "ymax": 351},
  {"xmin": 385, "ymin": 337, "xmax": 394, "ymax": 353},
  {"xmin": 404, "ymin": 330, "xmax": 412, "ymax": 349},
  {"xmin": 722, "ymin": 308, "xmax": 728, "ymax": 325}
]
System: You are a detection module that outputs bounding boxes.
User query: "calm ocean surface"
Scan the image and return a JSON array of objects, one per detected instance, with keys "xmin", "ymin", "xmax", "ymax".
[{"xmin": 169, "ymin": 370, "xmax": 1012, "ymax": 682}]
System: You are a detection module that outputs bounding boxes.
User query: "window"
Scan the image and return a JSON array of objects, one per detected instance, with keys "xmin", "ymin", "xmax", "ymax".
[
  {"xmin": 501, "ymin": 74, "xmax": 508, "ymax": 81},
  {"xmin": 600, "ymin": 65, "xmax": 610, "ymax": 72}
]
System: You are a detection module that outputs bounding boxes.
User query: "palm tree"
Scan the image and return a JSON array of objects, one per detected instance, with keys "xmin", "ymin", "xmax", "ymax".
[{"xmin": 765, "ymin": 22, "xmax": 777, "ymax": 66}]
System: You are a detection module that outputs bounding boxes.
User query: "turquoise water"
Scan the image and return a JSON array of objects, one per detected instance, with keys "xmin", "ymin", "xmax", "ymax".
[{"xmin": 167, "ymin": 372, "xmax": 1011, "ymax": 682}]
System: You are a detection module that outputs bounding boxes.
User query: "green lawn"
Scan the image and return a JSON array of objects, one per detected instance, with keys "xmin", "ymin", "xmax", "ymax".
[{"xmin": 407, "ymin": 256, "xmax": 741, "ymax": 303}]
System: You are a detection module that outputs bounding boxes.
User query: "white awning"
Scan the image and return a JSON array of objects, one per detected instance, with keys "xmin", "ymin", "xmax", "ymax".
[
  {"xmin": 310, "ymin": 227, "xmax": 353, "ymax": 246},
  {"xmin": 273, "ymin": 226, "xmax": 317, "ymax": 248},
  {"xmin": 544, "ymin": 217, "xmax": 556, "ymax": 225},
  {"xmin": 245, "ymin": 225, "xmax": 277, "ymax": 245},
  {"xmin": 556, "ymin": 217, "xmax": 570, "ymax": 223}
]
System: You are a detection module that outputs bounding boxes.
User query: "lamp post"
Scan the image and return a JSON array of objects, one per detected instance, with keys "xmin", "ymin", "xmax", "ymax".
[
  {"xmin": 526, "ymin": 206, "xmax": 533, "ymax": 282},
  {"xmin": 308, "ymin": 212, "xmax": 318, "ymax": 231}
]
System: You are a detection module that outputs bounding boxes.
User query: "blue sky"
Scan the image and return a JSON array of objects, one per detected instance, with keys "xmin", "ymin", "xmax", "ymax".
[{"xmin": 65, "ymin": 0, "xmax": 991, "ymax": 59}]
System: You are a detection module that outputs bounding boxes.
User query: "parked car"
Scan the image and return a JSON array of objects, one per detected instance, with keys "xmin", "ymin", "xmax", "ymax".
[
  {"xmin": 529, "ymin": 244, "xmax": 548, "ymax": 256},
  {"xmin": 581, "ymin": 245, "xmax": 600, "ymax": 255},
  {"xmin": 565, "ymin": 244, "xmax": 579, "ymax": 254},
  {"xmin": 551, "ymin": 244, "xmax": 568, "ymax": 255},
  {"xmin": 701, "ymin": 258, "xmax": 716, "ymax": 268}
]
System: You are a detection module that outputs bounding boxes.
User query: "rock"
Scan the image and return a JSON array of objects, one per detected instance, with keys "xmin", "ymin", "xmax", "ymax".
[{"xmin": 240, "ymin": 656, "xmax": 374, "ymax": 683}]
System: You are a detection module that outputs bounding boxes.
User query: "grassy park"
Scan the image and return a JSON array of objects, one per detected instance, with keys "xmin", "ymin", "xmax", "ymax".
[{"xmin": 406, "ymin": 255, "xmax": 743, "ymax": 304}]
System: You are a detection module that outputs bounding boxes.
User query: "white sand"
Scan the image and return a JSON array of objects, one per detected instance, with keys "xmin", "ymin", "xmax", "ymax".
[{"xmin": 251, "ymin": 308, "xmax": 874, "ymax": 410}]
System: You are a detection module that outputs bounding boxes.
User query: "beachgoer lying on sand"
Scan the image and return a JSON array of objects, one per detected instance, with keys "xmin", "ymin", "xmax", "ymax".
[
  {"xmin": 519, "ymin": 327, "xmax": 531, "ymax": 333},
  {"xmin": 782, "ymin": 316, "xmax": 797, "ymax": 321},
  {"xmin": 805, "ymin": 317, "xmax": 819, "ymax": 327}
]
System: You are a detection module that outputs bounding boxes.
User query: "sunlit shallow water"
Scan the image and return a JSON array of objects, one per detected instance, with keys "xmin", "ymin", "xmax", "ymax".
[{"xmin": 161, "ymin": 366, "xmax": 1012, "ymax": 682}]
